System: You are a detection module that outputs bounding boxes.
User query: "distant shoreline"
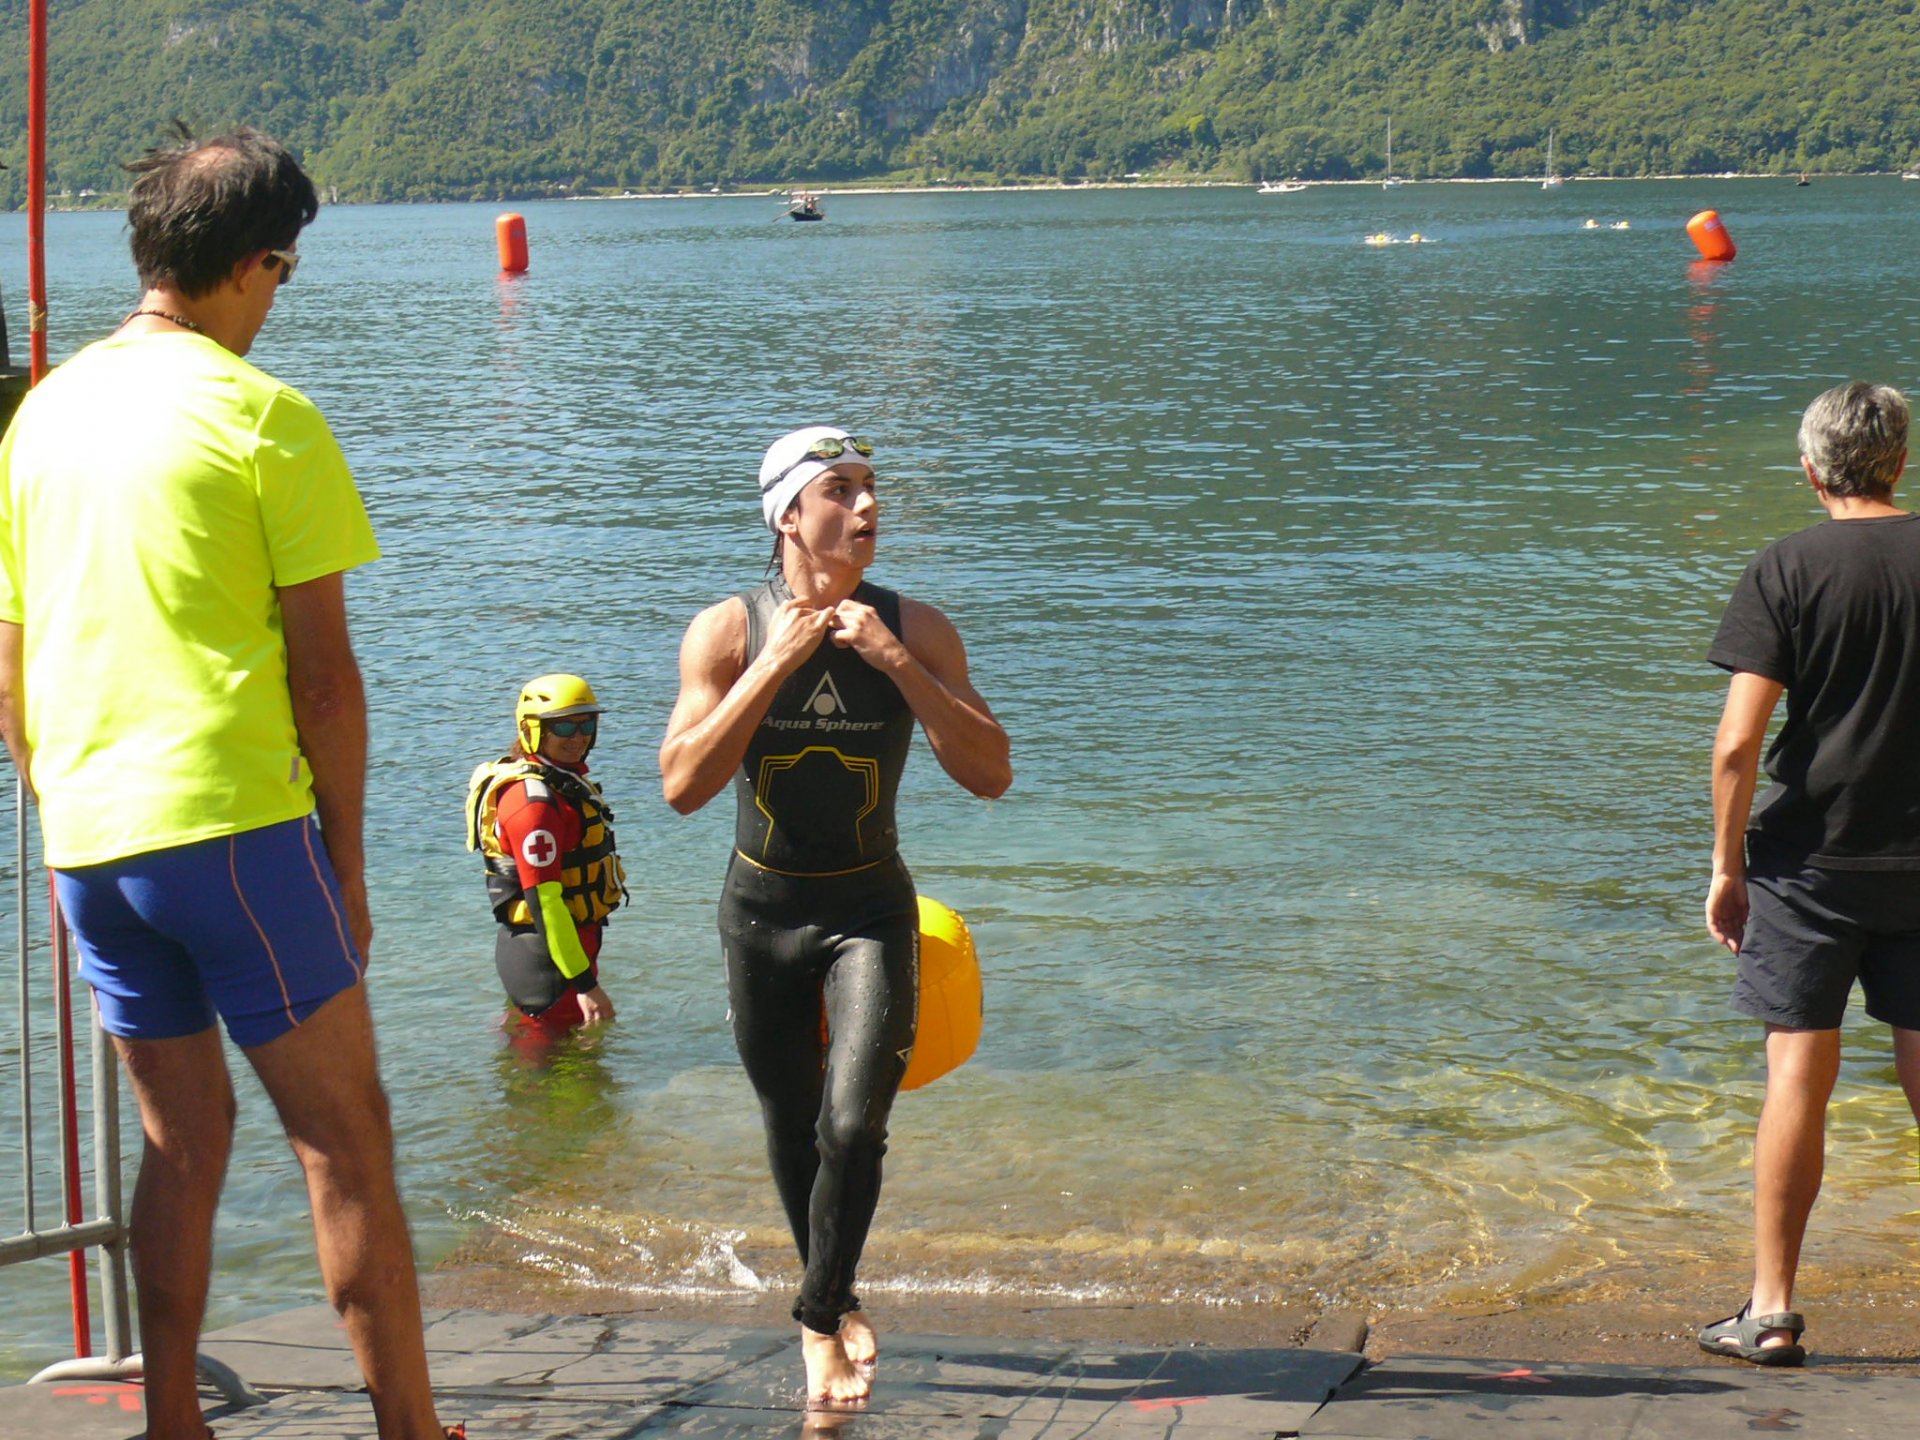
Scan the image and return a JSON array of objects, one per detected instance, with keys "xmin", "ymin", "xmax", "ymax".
[
  {"xmin": 18, "ymin": 170, "xmax": 1912, "ymax": 213},
  {"xmin": 572, "ymin": 171, "xmax": 1900, "ymax": 202}
]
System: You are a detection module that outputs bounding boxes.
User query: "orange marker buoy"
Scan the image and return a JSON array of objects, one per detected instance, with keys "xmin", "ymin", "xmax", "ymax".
[
  {"xmin": 1686, "ymin": 209, "xmax": 1735, "ymax": 262},
  {"xmin": 496, "ymin": 213, "xmax": 529, "ymax": 273}
]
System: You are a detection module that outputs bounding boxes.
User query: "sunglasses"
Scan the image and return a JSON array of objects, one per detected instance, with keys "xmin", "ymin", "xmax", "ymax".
[
  {"xmin": 267, "ymin": 248, "xmax": 300, "ymax": 284},
  {"xmin": 544, "ymin": 716, "xmax": 598, "ymax": 738},
  {"xmin": 770, "ymin": 435, "xmax": 875, "ymax": 486}
]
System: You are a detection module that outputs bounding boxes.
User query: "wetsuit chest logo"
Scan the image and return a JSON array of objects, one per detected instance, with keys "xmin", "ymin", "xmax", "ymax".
[{"xmin": 804, "ymin": 672, "xmax": 848, "ymax": 718}]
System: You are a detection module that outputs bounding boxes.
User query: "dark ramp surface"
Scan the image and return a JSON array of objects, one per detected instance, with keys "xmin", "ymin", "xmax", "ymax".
[
  {"xmin": 18, "ymin": 1317, "xmax": 1920, "ymax": 1439},
  {"xmin": 0, "ymin": 1306, "xmax": 1362, "ymax": 1438},
  {"xmin": 199, "ymin": 1306, "xmax": 788, "ymax": 1401},
  {"xmin": 1298, "ymin": 1354, "xmax": 1920, "ymax": 1439}
]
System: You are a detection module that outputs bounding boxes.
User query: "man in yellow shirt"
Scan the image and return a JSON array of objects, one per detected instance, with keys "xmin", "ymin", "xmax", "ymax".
[{"xmin": 0, "ymin": 129, "xmax": 452, "ymax": 1440}]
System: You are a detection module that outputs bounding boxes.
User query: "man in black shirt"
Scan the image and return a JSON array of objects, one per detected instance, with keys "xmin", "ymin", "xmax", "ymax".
[{"xmin": 1699, "ymin": 381, "xmax": 1920, "ymax": 1366}]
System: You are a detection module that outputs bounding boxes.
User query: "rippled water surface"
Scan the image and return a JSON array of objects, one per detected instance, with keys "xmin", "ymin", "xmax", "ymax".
[{"xmin": 7, "ymin": 179, "xmax": 1920, "ymax": 1374}]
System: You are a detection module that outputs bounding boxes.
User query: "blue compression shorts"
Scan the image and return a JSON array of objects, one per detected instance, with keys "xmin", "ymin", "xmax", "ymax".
[{"xmin": 54, "ymin": 817, "xmax": 365, "ymax": 1048}]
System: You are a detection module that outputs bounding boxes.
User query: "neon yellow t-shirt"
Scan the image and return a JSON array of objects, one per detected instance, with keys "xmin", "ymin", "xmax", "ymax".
[{"xmin": 0, "ymin": 332, "xmax": 380, "ymax": 867}]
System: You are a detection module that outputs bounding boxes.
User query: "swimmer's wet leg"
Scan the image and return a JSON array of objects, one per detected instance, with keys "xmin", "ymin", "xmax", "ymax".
[
  {"xmin": 796, "ymin": 924, "xmax": 915, "ymax": 1338},
  {"xmin": 725, "ymin": 934, "xmax": 830, "ymax": 1256},
  {"xmin": 722, "ymin": 870, "xmax": 915, "ymax": 1396}
]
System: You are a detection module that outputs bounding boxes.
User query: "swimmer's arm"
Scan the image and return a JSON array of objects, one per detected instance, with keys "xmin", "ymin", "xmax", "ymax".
[
  {"xmin": 0, "ymin": 620, "xmax": 31, "ymax": 793},
  {"xmin": 660, "ymin": 597, "xmax": 833, "ymax": 813},
  {"xmin": 890, "ymin": 598, "xmax": 1012, "ymax": 799},
  {"xmin": 1706, "ymin": 669, "xmax": 1783, "ymax": 953},
  {"xmin": 281, "ymin": 573, "xmax": 373, "ymax": 961}
]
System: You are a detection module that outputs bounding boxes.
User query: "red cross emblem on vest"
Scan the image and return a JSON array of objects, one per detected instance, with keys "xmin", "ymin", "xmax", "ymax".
[{"xmin": 521, "ymin": 829, "xmax": 559, "ymax": 869}]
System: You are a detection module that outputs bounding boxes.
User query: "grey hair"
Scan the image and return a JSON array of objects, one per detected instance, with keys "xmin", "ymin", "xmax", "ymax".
[{"xmin": 1798, "ymin": 382, "xmax": 1910, "ymax": 499}]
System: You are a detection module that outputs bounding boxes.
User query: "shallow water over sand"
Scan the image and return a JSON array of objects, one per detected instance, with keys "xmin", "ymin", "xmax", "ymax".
[{"xmin": 6, "ymin": 179, "xmax": 1920, "ymax": 1372}]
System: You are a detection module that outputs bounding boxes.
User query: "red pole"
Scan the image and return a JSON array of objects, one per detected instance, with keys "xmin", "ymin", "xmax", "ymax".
[
  {"xmin": 51, "ymin": 889, "xmax": 94, "ymax": 1359},
  {"xmin": 27, "ymin": 0, "xmax": 50, "ymax": 381}
]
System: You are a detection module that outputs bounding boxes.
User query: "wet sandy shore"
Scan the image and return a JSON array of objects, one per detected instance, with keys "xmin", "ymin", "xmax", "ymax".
[{"xmin": 424, "ymin": 1259, "xmax": 1920, "ymax": 1376}]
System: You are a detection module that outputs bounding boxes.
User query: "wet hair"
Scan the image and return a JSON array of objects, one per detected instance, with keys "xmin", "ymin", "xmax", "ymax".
[
  {"xmin": 1799, "ymin": 382, "xmax": 1910, "ymax": 499},
  {"xmin": 124, "ymin": 123, "xmax": 318, "ymax": 299}
]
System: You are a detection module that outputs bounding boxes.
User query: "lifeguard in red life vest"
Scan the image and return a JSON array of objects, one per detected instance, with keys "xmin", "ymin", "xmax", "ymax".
[{"xmin": 466, "ymin": 674, "xmax": 627, "ymax": 1035}]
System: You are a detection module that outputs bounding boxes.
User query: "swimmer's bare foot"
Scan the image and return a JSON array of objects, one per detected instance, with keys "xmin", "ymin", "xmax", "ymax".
[
  {"xmin": 801, "ymin": 1325, "xmax": 870, "ymax": 1406},
  {"xmin": 839, "ymin": 1310, "xmax": 878, "ymax": 1367}
]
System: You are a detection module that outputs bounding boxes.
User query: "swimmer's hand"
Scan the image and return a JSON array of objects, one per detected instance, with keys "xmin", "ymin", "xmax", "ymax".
[
  {"xmin": 1705, "ymin": 870, "xmax": 1746, "ymax": 954},
  {"xmin": 763, "ymin": 598, "xmax": 837, "ymax": 675},
  {"xmin": 578, "ymin": 985, "xmax": 615, "ymax": 1026},
  {"xmin": 829, "ymin": 599, "xmax": 907, "ymax": 668}
]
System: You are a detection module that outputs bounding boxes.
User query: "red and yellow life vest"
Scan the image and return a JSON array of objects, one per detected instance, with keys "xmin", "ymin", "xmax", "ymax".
[{"xmin": 464, "ymin": 757, "xmax": 627, "ymax": 927}]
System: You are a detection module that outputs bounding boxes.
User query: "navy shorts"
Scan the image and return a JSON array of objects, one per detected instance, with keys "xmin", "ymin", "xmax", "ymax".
[
  {"xmin": 1735, "ymin": 850, "xmax": 1920, "ymax": 1030},
  {"xmin": 55, "ymin": 817, "xmax": 365, "ymax": 1048}
]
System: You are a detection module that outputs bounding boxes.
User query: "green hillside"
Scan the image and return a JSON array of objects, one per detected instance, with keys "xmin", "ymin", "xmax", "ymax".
[{"xmin": 2, "ymin": 0, "xmax": 1917, "ymax": 204}]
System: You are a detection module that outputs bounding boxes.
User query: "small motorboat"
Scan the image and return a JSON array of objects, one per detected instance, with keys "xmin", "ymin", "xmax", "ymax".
[
  {"xmin": 785, "ymin": 191, "xmax": 825, "ymax": 221},
  {"xmin": 1258, "ymin": 180, "xmax": 1308, "ymax": 194}
]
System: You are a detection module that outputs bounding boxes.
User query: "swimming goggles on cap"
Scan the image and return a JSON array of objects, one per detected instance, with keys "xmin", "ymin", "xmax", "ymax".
[{"xmin": 769, "ymin": 435, "xmax": 875, "ymax": 486}]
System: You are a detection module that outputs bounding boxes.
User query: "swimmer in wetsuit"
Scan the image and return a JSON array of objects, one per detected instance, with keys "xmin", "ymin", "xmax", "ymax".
[
  {"xmin": 660, "ymin": 427, "xmax": 1011, "ymax": 1404},
  {"xmin": 468, "ymin": 674, "xmax": 626, "ymax": 1035}
]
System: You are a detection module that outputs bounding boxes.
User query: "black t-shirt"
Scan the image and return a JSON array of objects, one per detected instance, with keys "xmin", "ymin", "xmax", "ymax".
[{"xmin": 1708, "ymin": 512, "xmax": 1920, "ymax": 868}]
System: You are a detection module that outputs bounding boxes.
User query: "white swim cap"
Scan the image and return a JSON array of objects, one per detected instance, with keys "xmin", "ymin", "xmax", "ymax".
[{"xmin": 758, "ymin": 426, "xmax": 875, "ymax": 531}]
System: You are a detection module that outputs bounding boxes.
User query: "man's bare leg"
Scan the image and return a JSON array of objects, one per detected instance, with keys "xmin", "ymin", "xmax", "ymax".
[
  {"xmin": 115, "ymin": 1029, "xmax": 236, "ymax": 1440},
  {"xmin": 801, "ymin": 1325, "xmax": 870, "ymax": 1405},
  {"xmin": 839, "ymin": 1310, "xmax": 877, "ymax": 1366},
  {"xmin": 1890, "ymin": 1026, "xmax": 1920, "ymax": 1122},
  {"xmin": 246, "ymin": 985, "xmax": 443, "ymax": 1439},
  {"xmin": 1749, "ymin": 1024, "xmax": 1840, "ymax": 1347}
]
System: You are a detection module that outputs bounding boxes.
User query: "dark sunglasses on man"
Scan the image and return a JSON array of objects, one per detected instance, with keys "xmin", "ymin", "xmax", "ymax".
[{"xmin": 267, "ymin": 248, "xmax": 300, "ymax": 283}]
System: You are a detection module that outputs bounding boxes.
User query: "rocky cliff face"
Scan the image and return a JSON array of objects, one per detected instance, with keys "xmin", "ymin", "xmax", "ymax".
[
  {"xmin": 880, "ymin": 3, "xmax": 1032, "ymax": 129},
  {"xmin": 1073, "ymin": 0, "xmax": 1237, "ymax": 52},
  {"xmin": 1477, "ymin": 0, "xmax": 1532, "ymax": 52}
]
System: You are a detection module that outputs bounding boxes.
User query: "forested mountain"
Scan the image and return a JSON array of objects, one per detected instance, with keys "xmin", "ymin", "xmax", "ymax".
[{"xmin": 2, "ymin": 0, "xmax": 1916, "ymax": 204}]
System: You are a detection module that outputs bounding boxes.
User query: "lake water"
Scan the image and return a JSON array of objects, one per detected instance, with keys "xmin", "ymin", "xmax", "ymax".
[{"xmin": 6, "ymin": 178, "xmax": 1920, "ymax": 1376}]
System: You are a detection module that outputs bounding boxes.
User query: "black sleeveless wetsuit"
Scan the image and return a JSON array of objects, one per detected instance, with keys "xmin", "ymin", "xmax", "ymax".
[{"xmin": 719, "ymin": 577, "xmax": 919, "ymax": 1335}]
